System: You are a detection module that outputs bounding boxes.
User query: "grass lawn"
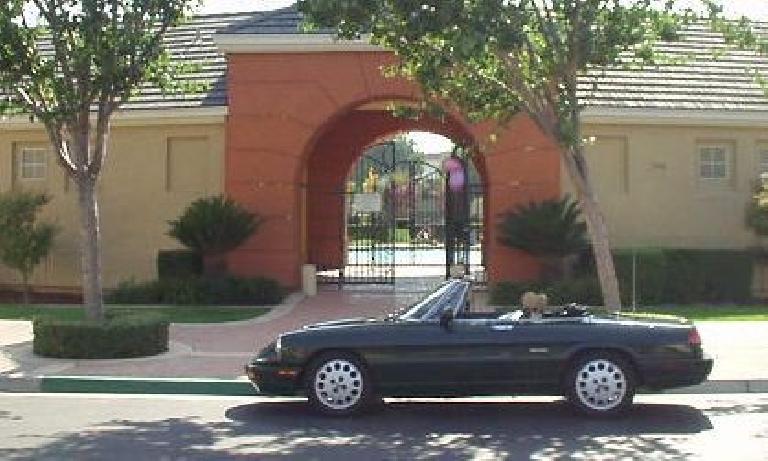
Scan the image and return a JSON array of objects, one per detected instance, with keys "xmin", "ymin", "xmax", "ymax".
[
  {"xmin": 636, "ymin": 305, "xmax": 768, "ymax": 322},
  {"xmin": 0, "ymin": 305, "xmax": 269, "ymax": 324}
]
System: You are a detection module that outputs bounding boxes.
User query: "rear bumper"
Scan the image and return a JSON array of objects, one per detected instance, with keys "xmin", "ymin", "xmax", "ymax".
[
  {"xmin": 245, "ymin": 362, "xmax": 302, "ymax": 396},
  {"xmin": 641, "ymin": 356, "xmax": 714, "ymax": 390}
]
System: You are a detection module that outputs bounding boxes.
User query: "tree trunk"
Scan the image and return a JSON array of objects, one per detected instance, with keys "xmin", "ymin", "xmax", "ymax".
[
  {"xmin": 562, "ymin": 146, "xmax": 622, "ymax": 310},
  {"xmin": 21, "ymin": 275, "xmax": 31, "ymax": 305},
  {"xmin": 77, "ymin": 179, "xmax": 104, "ymax": 321}
]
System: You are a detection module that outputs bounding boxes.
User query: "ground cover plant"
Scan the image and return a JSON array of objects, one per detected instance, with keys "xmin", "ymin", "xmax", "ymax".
[{"xmin": 0, "ymin": 304, "xmax": 269, "ymax": 324}]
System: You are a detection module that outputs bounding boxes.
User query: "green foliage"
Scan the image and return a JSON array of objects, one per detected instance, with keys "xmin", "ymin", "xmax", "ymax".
[
  {"xmin": 0, "ymin": 192, "xmax": 58, "ymax": 302},
  {"xmin": 579, "ymin": 248, "xmax": 753, "ymax": 305},
  {"xmin": 299, "ymin": 0, "xmax": 702, "ymax": 147},
  {"xmin": 107, "ymin": 276, "xmax": 284, "ymax": 306},
  {"xmin": 498, "ymin": 196, "xmax": 587, "ymax": 257},
  {"xmin": 493, "ymin": 248, "xmax": 753, "ymax": 306},
  {"xmin": 157, "ymin": 250, "xmax": 203, "ymax": 280},
  {"xmin": 33, "ymin": 314, "xmax": 169, "ymax": 359},
  {"xmin": 746, "ymin": 180, "xmax": 768, "ymax": 236},
  {"xmin": 0, "ymin": 1, "xmax": 199, "ymax": 122},
  {"xmin": 0, "ymin": 304, "xmax": 269, "ymax": 324},
  {"xmin": 0, "ymin": 0, "xmax": 203, "ymax": 319},
  {"xmin": 489, "ymin": 277, "xmax": 602, "ymax": 306},
  {"xmin": 169, "ymin": 196, "xmax": 261, "ymax": 257},
  {"xmin": 613, "ymin": 249, "xmax": 669, "ymax": 306},
  {"xmin": 662, "ymin": 250, "xmax": 752, "ymax": 304}
]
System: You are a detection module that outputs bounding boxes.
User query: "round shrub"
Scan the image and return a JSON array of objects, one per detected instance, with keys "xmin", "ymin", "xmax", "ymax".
[{"xmin": 33, "ymin": 314, "xmax": 169, "ymax": 359}]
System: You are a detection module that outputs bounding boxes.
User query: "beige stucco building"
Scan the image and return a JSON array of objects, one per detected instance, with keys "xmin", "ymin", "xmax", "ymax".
[{"xmin": 0, "ymin": 8, "xmax": 766, "ymax": 293}]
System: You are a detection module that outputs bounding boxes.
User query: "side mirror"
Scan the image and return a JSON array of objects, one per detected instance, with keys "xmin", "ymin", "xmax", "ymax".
[{"xmin": 439, "ymin": 309, "xmax": 455, "ymax": 329}]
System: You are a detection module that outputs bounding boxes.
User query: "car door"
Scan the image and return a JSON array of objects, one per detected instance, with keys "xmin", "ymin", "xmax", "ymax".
[
  {"xmin": 421, "ymin": 318, "xmax": 582, "ymax": 392},
  {"xmin": 363, "ymin": 318, "xmax": 537, "ymax": 394}
]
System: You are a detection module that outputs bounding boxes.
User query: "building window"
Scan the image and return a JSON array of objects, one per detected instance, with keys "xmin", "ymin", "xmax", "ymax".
[
  {"xmin": 19, "ymin": 147, "xmax": 47, "ymax": 180},
  {"xmin": 698, "ymin": 145, "xmax": 729, "ymax": 180},
  {"xmin": 760, "ymin": 149, "xmax": 768, "ymax": 175}
]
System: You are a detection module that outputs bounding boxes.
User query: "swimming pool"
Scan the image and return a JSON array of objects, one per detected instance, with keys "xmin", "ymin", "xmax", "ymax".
[{"xmin": 346, "ymin": 247, "xmax": 483, "ymax": 266}]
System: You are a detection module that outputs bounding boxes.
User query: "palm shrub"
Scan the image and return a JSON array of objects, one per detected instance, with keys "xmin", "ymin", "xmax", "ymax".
[
  {"xmin": 169, "ymin": 196, "xmax": 261, "ymax": 276},
  {"xmin": 0, "ymin": 192, "xmax": 58, "ymax": 304},
  {"xmin": 498, "ymin": 196, "xmax": 588, "ymax": 280}
]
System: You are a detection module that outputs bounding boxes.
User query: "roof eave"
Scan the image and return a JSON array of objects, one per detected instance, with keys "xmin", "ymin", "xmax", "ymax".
[
  {"xmin": 0, "ymin": 106, "xmax": 228, "ymax": 131},
  {"xmin": 213, "ymin": 33, "xmax": 384, "ymax": 54},
  {"xmin": 583, "ymin": 107, "xmax": 768, "ymax": 127}
]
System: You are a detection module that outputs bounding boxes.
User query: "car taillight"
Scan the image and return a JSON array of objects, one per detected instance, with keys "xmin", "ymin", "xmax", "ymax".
[{"xmin": 688, "ymin": 328, "xmax": 702, "ymax": 347}]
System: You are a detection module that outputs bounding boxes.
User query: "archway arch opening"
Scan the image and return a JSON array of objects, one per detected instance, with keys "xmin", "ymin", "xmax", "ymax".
[
  {"xmin": 338, "ymin": 131, "xmax": 485, "ymax": 284},
  {"xmin": 303, "ymin": 103, "xmax": 488, "ymax": 287}
]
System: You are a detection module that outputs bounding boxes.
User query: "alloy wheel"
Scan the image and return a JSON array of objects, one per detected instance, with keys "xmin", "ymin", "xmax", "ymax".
[
  {"xmin": 574, "ymin": 358, "xmax": 627, "ymax": 411},
  {"xmin": 313, "ymin": 359, "xmax": 364, "ymax": 411}
]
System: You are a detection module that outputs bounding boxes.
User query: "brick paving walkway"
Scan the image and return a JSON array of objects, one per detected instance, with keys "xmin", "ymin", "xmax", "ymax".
[{"xmin": 0, "ymin": 289, "xmax": 426, "ymax": 379}]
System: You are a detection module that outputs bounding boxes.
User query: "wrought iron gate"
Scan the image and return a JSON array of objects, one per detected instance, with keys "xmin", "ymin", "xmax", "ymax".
[{"xmin": 334, "ymin": 142, "xmax": 484, "ymax": 285}]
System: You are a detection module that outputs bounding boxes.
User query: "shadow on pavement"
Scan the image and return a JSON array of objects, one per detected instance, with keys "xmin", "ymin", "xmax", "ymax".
[{"xmin": 0, "ymin": 400, "xmax": 716, "ymax": 460}]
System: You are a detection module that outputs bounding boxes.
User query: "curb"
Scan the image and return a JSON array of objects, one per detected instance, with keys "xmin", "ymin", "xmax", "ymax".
[
  {"xmin": 32, "ymin": 376, "xmax": 255, "ymax": 396},
  {"xmin": 1, "ymin": 376, "xmax": 767, "ymax": 396}
]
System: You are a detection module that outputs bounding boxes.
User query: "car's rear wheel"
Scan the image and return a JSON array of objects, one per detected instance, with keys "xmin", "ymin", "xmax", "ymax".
[
  {"xmin": 564, "ymin": 352, "xmax": 635, "ymax": 417},
  {"xmin": 305, "ymin": 351, "xmax": 373, "ymax": 416}
]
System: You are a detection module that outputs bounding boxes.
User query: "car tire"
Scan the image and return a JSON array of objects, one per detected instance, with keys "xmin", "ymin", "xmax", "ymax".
[
  {"xmin": 564, "ymin": 351, "xmax": 636, "ymax": 417},
  {"xmin": 305, "ymin": 351, "xmax": 374, "ymax": 416}
]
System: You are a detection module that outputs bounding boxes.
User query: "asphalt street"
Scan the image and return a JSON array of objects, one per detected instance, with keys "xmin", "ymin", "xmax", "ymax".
[{"xmin": 1, "ymin": 393, "xmax": 767, "ymax": 460}]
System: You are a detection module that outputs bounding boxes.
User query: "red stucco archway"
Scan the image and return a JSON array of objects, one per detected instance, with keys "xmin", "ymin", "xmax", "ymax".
[
  {"xmin": 304, "ymin": 106, "xmax": 483, "ymax": 271},
  {"xmin": 224, "ymin": 51, "xmax": 561, "ymax": 288}
]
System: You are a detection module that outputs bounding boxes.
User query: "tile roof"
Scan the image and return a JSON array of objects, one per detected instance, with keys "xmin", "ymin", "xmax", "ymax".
[
  {"xmin": 120, "ymin": 12, "xmax": 255, "ymax": 111},
  {"xmin": 220, "ymin": 6, "xmax": 329, "ymax": 35},
  {"xmin": 216, "ymin": 7, "xmax": 768, "ymax": 115},
  {"xmin": 581, "ymin": 24, "xmax": 768, "ymax": 113},
  {"xmin": 6, "ymin": 7, "xmax": 768, "ymax": 116}
]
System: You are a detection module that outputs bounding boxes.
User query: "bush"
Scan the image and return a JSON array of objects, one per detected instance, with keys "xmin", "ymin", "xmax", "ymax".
[
  {"xmin": 576, "ymin": 248, "xmax": 753, "ymax": 305},
  {"xmin": 663, "ymin": 250, "xmax": 752, "ymax": 304},
  {"xmin": 497, "ymin": 196, "xmax": 588, "ymax": 257},
  {"xmin": 108, "ymin": 279, "xmax": 163, "ymax": 304},
  {"xmin": 168, "ymin": 196, "xmax": 261, "ymax": 276},
  {"xmin": 547, "ymin": 277, "xmax": 603, "ymax": 306},
  {"xmin": 613, "ymin": 249, "xmax": 668, "ymax": 306},
  {"xmin": 33, "ymin": 314, "xmax": 169, "ymax": 359},
  {"xmin": 489, "ymin": 280, "xmax": 547, "ymax": 306},
  {"xmin": 489, "ymin": 277, "xmax": 602, "ymax": 306},
  {"xmin": 746, "ymin": 181, "xmax": 768, "ymax": 236},
  {"xmin": 106, "ymin": 276, "xmax": 284, "ymax": 306},
  {"xmin": 157, "ymin": 250, "xmax": 202, "ymax": 280}
]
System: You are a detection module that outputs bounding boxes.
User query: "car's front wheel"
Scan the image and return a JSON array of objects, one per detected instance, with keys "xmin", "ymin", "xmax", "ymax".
[
  {"xmin": 305, "ymin": 352, "xmax": 373, "ymax": 416},
  {"xmin": 564, "ymin": 352, "xmax": 636, "ymax": 417}
]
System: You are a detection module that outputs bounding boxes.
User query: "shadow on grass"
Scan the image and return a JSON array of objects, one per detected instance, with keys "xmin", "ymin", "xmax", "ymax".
[{"xmin": 0, "ymin": 400, "xmax": 716, "ymax": 460}]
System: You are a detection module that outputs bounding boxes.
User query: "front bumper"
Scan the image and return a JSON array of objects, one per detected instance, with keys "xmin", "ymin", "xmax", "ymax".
[
  {"xmin": 641, "ymin": 355, "xmax": 714, "ymax": 390},
  {"xmin": 245, "ymin": 362, "xmax": 302, "ymax": 396}
]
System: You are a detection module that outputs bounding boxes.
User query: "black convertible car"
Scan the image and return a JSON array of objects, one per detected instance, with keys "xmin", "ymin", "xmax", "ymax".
[{"xmin": 245, "ymin": 280, "xmax": 713, "ymax": 417}]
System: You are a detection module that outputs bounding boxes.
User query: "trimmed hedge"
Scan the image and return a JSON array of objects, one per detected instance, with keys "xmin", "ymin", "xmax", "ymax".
[
  {"xmin": 33, "ymin": 314, "xmax": 169, "ymax": 359},
  {"xmin": 489, "ymin": 277, "xmax": 602, "ymax": 306},
  {"xmin": 612, "ymin": 249, "xmax": 753, "ymax": 305},
  {"xmin": 491, "ymin": 248, "xmax": 755, "ymax": 306},
  {"xmin": 157, "ymin": 250, "xmax": 203, "ymax": 280},
  {"xmin": 107, "ymin": 276, "xmax": 284, "ymax": 306}
]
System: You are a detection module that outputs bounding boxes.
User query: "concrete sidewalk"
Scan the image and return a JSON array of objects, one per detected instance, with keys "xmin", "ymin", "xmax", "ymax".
[{"xmin": 1, "ymin": 290, "xmax": 767, "ymax": 395}]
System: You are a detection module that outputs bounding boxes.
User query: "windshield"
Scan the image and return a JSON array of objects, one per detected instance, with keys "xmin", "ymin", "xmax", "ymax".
[{"xmin": 397, "ymin": 281, "xmax": 468, "ymax": 321}]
